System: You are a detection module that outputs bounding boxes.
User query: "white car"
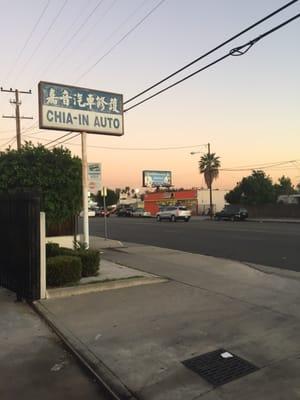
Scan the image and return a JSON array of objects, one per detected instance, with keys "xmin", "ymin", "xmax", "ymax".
[
  {"xmin": 79, "ymin": 209, "xmax": 96, "ymax": 217},
  {"xmin": 156, "ymin": 206, "xmax": 191, "ymax": 222},
  {"xmin": 132, "ymin": 208, "xmax": 151, "ymax": 217}
]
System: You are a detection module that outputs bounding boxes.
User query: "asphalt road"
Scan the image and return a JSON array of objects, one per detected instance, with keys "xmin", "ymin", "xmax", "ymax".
[{"xmin": 87, "ymin": 216, "xmax": 300, "ymax": 272}]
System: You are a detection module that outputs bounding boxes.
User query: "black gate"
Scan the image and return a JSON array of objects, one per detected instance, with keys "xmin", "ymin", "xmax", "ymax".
[{"xmin": 0, "ymin": 190, "xmax": 41, "ymax": 301}]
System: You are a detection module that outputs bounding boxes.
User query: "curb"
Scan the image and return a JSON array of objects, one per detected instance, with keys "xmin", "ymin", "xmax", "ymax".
[
  {"xmin": 242, "ymin": 262, "xmax": 300, "ymax": 281},
  {"xmin": 246, "ymin": 219, "xmax": 300, "ymax": 224},
  {"xmin": 46, "ymin": 276, "xmax": 168, "ymax": 299},
  {"xmin": 32, "ymin": 301, "xmax": 138, "ymax": 400}
]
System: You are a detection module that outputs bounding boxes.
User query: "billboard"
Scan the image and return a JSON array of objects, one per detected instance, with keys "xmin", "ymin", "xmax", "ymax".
[
  {"xmin": 88, "ymin": 163, "xmax": 101, "ymax": 195},
  {"xmin": 143, "ymin": 170, "xmax": 172, "ymax": 188},
  {"xmin": 38, "ymin": 81, "xmax": 123, "ymax": 136}
]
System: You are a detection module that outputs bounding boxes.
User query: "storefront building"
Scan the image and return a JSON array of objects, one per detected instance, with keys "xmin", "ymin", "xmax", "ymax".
[
  {"xmin": 144, "ymin": 190, "xmax": 198, "ymax": 216},
  {"xmin": 144, "ymin": 189, "xmax": 228, "ymax": 216}
]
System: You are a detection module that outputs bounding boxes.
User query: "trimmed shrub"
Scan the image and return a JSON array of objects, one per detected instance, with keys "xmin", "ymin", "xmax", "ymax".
[
  {"xmin": 46, "ymin": 242, "xmax": 60, "ymax": 258},
  {"xmin": 45, "ymin": 244, "xmax": 100, "ymax": 279},
  {"xmin": 76, "ymin": 249, "xmax": 100, "ymax": 277},
  {"xmin": 59, "ymin": 247, "xmax": 77, "ymax": 257},
  {"xmin": 47, "ymin": 256, "xmax": 82, "ymax": 287}
]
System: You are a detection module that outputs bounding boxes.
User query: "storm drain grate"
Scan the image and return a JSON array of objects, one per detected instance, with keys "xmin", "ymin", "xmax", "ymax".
[{"xmin": 182, "ymin": 348, "xmax": 259, "ymax": 387}]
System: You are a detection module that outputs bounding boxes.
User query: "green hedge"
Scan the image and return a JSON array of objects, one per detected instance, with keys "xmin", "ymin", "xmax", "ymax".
[
  {"xmin": 59, "ymin": 247, "xmax": 77, "ymax": 257},
  {"xmin": 47, "ymin": 256, "xmax": 82, "ymax": 287},
  {"xmin": 46, "ymin": 242, "xmax": 61, "ymax": 258},
  {"xmin": 46, "ymin": 245, "xmax": 100, "ymax": 278},
  {"xmin": 77, "ymin": 249, "xmax": 100, "ymax": 277}
]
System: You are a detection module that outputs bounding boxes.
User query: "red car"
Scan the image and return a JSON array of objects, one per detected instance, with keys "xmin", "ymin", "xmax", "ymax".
[{"xmin": 95, "ymin": 208, "xmax": 110, "ymax": 217}]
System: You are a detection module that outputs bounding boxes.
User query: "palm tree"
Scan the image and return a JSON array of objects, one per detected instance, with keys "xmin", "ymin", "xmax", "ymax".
[
  {"xmin": 198, "ymin": 152, "xmax": 221, "ymax": 189},
  {"xmin": 199, "ymin": 152, "xmax": 221, "ymax": 217}
]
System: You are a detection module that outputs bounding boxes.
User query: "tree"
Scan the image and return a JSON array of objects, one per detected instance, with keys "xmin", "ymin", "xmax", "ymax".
[
  {"xmin": 96, "ymin": 188, "xmax": 119, "ymax": 207},
  {"xmin": 225, "ymin": 170, "xmax": 275, "ymax": 205},
  {"xmin": 198, "ymin": 152, "xmax": 221, "ymax": 189},
  {"xmin": 224, "ymin": 184, "xmax": 243, "ymax": 204},
  {"xmin": 274, "ymin": 175, "xmax": 296, "ymax": 198},
  {"xmin": 0, "ymin": 142, "xmax": 82, "ymax": 224}
]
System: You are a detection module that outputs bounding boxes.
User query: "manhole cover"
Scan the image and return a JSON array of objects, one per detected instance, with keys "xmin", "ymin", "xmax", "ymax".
[{"xmin": 182, "ymin": 348, "xmax": 259, "ymax": 387}]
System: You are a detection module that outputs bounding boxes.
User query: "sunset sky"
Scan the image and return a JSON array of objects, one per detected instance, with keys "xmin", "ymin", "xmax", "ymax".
[{"xmin": 0, "ymin": 0, "xmax": 299, "ymax": 191}]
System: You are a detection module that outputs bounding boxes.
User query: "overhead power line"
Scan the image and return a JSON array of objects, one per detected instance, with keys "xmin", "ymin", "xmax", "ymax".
[
  {"xmin": 38, "ymin": 0, "xmax": 105, "ymax": 80},
  {"xmin": 76, "ymin": 0, "xmax": 167, "ymax": 82},
  {"xmin": 48, "ymin": 133, "xmax": 81, "ymax": 149},
  {"xmin": 46, "ymin": 11, "xmax": 300, "ymax": 149},
  {"xmin": 124, "ymin": 0, "xmax": 299, "ymax": 105},
  {"xmin": 4, "ymin": 0, "xmax": 50, "ymax": 83},
  {"xmin": 44, "ymin": 137, "xmax": 216, "ymax": 151},
  {"xmin": 72, "ymin": 0, "xmax": 149, "ymax": 77},
  {"xmin": 124, "ymin": 12, "xmax": 300, "ymax": 112},
  {"xmin": 0, "ymin": 128, "xmax": 18, "ymax": 134},
  {"xmin": 220, "ymin": 160, "xmax": 299, "ymax": 169},
  {"xmin": 14, "ymin": 0, "xmax": 69, "ymax": 84},
  {"xmin": 30, "ymin": 2, "xmax": 299, "ymax": 149},
  {"xmin": 0, "ymin": 136, "xmax": 16, "ymax": 150},
  {"xmin": 0, "ymin": 136, "xmax": 16, "ymax": 141},
  {"xmin": 221, "ymin": 159, "xmax": 300, "ymax": 171},
  {"xmin": 44, "ymin": 131, "xmax": 73, "ymax": 148}
]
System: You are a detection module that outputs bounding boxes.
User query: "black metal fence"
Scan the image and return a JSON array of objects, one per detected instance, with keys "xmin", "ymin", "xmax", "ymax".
[{"xmin": 0, "ymin": 190, "xmax": 41, "ymax": 301}]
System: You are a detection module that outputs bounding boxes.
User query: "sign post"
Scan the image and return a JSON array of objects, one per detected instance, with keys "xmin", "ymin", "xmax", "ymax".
[
  {"xmin": 101, "ymin": 186, "xmax": 108, "ymax": 240},
  {"xmin": 81, "ymin": 132, "xmax": 89, "ymax": 248}
]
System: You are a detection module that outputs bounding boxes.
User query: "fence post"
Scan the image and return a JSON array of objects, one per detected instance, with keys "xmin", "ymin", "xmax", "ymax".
[{"xmin": 40, "ymin": 212, "xmax": 46, "ymax": 299}]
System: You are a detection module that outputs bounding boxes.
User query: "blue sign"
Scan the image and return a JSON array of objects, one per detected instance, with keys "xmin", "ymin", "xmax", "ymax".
[
  {"xmin": 39, "ymin": 81, "xmax": 124, "ymax": 136},
  {"xmin": 143, "ymin": 170, "xmax": 172, "ymax": 187}
]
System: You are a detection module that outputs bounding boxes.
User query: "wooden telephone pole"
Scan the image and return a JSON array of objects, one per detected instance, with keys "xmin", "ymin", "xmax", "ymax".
[
  {"xmin": 1, "ymin": 87, "xmax": 33, "ymax": 150},
  {"xmin": 207, "ymin": 142, "xmax": 213, "ymax": 220}
]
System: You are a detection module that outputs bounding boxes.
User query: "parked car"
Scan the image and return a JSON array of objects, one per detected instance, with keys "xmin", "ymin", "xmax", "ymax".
[
  {"xmin": 79, "ymin": 209, "xmax": 96, "ymax": 217},
  {"xmin": 116, "ymin": 207, "xmax": 134, "ymax": 217},
  {"xmin": 214, "ymin": 205, "xmax": 248, "ymax": 221},
  {"xmin": 132, "ymin": 208, "xmax": 151, "ymax": 218},
  {"xmin": 95, "ymin": 207, "xmax": 110, "ymax": 217},
  {"xmin": 156, "ymin": 206, "xmax": 191, "ymax": 222}
]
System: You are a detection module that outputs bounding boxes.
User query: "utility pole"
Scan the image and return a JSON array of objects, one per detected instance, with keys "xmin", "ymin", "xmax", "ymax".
[
  {"xmin": 81, "ymin": 131, "xmax": 89, "ymax": 249},
  {"xmin": 1, "ymin": 87, "xmax": 33, "ymax": 150},
  {"xmin": 207, "ymin": 142, "xmax": 213, "ymax": 220}
]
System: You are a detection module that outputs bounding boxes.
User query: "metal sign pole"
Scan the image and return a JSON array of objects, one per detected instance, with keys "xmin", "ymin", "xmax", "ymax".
[
  {"xmin": 81, "ymin": 131, "xmax": 89, "ymax": 248},
  {"xmin": 103, "ymin": 187, "xmax": 108, "ymax": 240}
]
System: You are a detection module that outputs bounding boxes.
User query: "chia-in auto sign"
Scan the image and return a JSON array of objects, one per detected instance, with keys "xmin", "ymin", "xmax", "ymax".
[{"xmin": 38, "ymin": 81, "xmax": 124, "ymax": 136}]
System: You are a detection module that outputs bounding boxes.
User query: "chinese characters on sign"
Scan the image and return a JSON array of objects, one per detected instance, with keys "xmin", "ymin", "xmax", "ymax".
[{"xmin": 39, "ymin": 82, "xmax": 124, "ymax": 136}]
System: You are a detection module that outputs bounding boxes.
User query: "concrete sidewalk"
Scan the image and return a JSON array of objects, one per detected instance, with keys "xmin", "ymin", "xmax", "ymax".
[
  {"xmin": 0, "ymin": 288, "xmax": 108, "ymax": 400},
  {"xmin": 35, "ymin": 241, "xmax": 300, "ymax": 400}
]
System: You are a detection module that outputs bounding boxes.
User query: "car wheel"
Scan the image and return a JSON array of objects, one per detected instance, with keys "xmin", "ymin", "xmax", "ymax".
[
  {"xmin": 156, "ymin": 215, "xmax": 161, "ymax": 222},
  {"xmin": 230, "ymin": 216, "xmax": 235, "ymax": 222},
  {"xmin": 184, "ymin": 217, "xmax": 190, "ymax": 222},
  {"xmin": 171, "ymin": 215, "xmax": 176, "ymax": 222}
]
